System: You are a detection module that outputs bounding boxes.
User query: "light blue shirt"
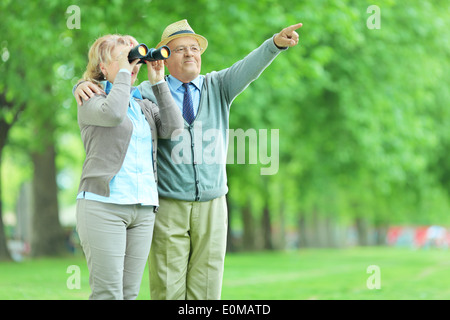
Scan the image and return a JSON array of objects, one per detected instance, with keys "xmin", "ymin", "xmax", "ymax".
[
  {"xmin": 77, "ymin": 70, "xmax": 158, "ymax": 206},
  {"xmin": 166, "ymin": 75, "xmax": 204, "ymax": 117}
]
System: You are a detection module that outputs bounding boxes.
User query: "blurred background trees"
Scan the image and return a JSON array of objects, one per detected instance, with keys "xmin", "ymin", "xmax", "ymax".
[{"xmin": 0, "ymin": 0, "xmax": 449, "ymax": 260}]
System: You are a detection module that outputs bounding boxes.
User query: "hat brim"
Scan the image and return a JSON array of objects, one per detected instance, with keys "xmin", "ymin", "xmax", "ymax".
[{"xmin": 156, "ymin": 33, "xmax": 208, "ymax": 54}]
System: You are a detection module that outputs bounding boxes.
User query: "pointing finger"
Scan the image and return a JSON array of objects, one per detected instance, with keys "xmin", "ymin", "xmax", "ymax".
[{"xmin": 285, "ymin": 23, "xmax": 303, "ymax": 33}]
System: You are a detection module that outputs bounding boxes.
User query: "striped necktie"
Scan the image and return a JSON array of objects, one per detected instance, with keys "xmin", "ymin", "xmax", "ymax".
[{"xmin": 182, "ymin": 83, "xmax": 195, "ymax": 124}]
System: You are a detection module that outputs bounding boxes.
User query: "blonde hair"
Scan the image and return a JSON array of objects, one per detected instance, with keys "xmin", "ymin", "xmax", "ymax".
[{"xmin": 81, "ymin": 34, "xmax": 138, "ymax": 86}]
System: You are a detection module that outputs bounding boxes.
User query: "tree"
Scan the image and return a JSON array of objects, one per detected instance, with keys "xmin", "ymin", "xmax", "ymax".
[
  {"xmin": 0, "ymin": 1, "xmax": 71, "ymax": 257},
  {"xmin": 0, "ymin": 94, "xmax": 24, "ymax": 261},
  {"xmin": 1, "ymin": 0, "xmax": 449, "ymax": 257},
  {"xmin": 220, "ymin": 0, "xmax": 450, "ymax": 247}
]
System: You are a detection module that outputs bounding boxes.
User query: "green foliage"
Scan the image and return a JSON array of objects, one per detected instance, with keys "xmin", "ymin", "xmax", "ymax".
[
  {"xmin": 0, "ymin": 0, "xmax": 449, "ymax": 235},
  {"xmin": 225, "ymin": 0, "xmax": 450, "ymax": 227}
]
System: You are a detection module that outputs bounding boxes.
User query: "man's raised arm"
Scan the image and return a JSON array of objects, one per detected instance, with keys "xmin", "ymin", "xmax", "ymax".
[{"xmin": 219, "ymin": 23, "xmax": 303, "ymax": 104}]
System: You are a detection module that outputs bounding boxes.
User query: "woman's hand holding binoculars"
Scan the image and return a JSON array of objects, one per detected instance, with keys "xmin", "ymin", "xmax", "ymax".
[{"xmin": 117, "ymin": 47, "xmax": 140, "ymax": 73}]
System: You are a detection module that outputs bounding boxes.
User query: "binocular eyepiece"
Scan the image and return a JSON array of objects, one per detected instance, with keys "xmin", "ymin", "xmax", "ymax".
[{"xmin": 128, "ymin": 43, "xmax": 171, "ymax": 64}]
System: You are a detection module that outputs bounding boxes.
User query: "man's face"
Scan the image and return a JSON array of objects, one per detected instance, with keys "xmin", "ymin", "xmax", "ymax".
[{"xmin": 165, "ymin": 36, "xmax": 202, "ymax": 83}]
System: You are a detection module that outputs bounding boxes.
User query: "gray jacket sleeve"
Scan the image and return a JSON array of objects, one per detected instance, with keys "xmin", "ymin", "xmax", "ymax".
[
  {"xmin": 77, "ymin": 72, "xmax": 131, "ymax": 127},
  {"xmin": 137, "ymin": 80, "xmax": 157, "ymax": 104},
  {"xmin": 218, "ymin": 36, "xmax": 286, "ymax": 104},
  {"xmin": 147, "ymin": 81, "xmax": 184, "ymax": 139}
]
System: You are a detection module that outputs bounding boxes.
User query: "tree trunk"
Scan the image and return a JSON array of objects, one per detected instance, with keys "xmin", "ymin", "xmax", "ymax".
[
  {"xmin": 0, "ymin": 112, "xmax": 13, "ymax": 261},
  {"xmin": 298, "ymin": 213, "xmax": 308, "ymax": 248},
  {"xmin": 278, "ymin": 202, "xmax": 286, "ymax": 250},
  {"xmin": 30, "ymin": 144, "xmax": 65, "ymax": 257},
  {"xmin": 375, "ymin": 224, "xmax": 388, "ymax": 246},
  {"xmin": 225, "ymin": 194, "xmax": 236, "ymax": 252},
  {"xmin": 262, "ymin": 203, "xmax": 273, "ymax": 250},
  {"xmin": 0, "ymin": 165, "xmax": 11, "ymax": 260},
  {"xmin": 325, "ymin": 216, "xmax": 339, "ymax": 248},
  {"xmin": 311, "ymin": 208, "xmax": 323, "ymax": 247},
  {"xmin": 355, "ymin": 217, "xmax": 369, "ymax": 246},
  {"xmin": 241, "ymin": 201, "xmax": 255, "ymax": 250}
]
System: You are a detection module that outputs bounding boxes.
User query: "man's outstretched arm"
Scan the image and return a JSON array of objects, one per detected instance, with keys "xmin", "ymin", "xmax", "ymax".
[{"xmin": 219, "ymin": 22, "xmax": 303, "ymax": 104}]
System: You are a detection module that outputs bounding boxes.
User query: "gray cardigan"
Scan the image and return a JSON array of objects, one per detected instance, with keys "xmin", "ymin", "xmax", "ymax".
[{"xmin": 77, "ymin": 71, "xmax": 183, "ymax": 198}]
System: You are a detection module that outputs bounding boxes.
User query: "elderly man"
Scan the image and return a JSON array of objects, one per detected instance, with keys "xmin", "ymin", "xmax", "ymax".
[{"xmin": 75, "ymin": 19, "xmax": 302, "ymax": 300}]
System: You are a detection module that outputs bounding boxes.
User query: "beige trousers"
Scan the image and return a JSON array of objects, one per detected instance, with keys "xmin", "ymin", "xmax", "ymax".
[
  {"xmin": 76, "ymin": 199, "xmax": 155, "ymax": 300},
  {"xmin": 149, "ymin": 196, "xmax": 228, "ymax": 300}
]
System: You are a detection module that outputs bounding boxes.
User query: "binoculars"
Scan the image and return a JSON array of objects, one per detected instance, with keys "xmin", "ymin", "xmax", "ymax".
[{"xmin": 128, "ymin": 43, "xmax": 171, "ymax": 64}]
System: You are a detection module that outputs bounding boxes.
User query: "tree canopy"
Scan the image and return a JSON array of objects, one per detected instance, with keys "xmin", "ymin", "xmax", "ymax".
[{"xmin": 0, "ymin": 0, "xmax": 449, "ymax": 257}]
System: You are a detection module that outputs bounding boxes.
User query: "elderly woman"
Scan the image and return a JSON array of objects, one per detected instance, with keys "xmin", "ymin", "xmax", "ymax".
[{"xmin": 76, "ymin": 34, "xmax": 182, "ymax": 300}]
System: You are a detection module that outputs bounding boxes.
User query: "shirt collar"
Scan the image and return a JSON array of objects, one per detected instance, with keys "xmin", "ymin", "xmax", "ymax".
[
  {"xmin": 167, "ymin": 75, "xmax": 202, "ymax": 91},
  {"xmin": 102, "ymin": 80, "xmax": 142, "ymax": 100}
]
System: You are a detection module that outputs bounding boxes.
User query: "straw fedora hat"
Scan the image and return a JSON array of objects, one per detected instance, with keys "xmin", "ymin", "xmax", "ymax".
[{"xmin": 156, "ymin": 19, "xmax": 208, "ymax": 54}]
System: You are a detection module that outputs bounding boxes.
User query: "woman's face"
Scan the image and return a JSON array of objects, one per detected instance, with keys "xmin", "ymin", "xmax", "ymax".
[{"xmin": 101, "ymin": 43, "xmax": 141, "ymax": 84}]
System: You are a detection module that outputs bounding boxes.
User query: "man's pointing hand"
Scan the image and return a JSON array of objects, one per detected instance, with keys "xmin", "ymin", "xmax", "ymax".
[{"xmin": 274, "ymin": 23, "xmax": 303, "ymax": 48}]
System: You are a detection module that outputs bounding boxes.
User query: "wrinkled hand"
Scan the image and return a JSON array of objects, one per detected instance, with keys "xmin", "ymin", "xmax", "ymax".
[
  {"xmin": 75, "ymin": 81, "xmax": 104, "ymax": 106},
  {"xmin": 146, "ymin": 60, "xmax": 165, "ymax": 85},
  {"xmin": 274, "ymin": 23, "xmax": 303, "ymax": 48}
]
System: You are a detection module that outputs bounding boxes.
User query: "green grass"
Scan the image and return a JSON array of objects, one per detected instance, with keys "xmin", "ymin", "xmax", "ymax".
[{"xmin": 0, "ymin": 247, "xmax": 449, "ymax": 299}]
